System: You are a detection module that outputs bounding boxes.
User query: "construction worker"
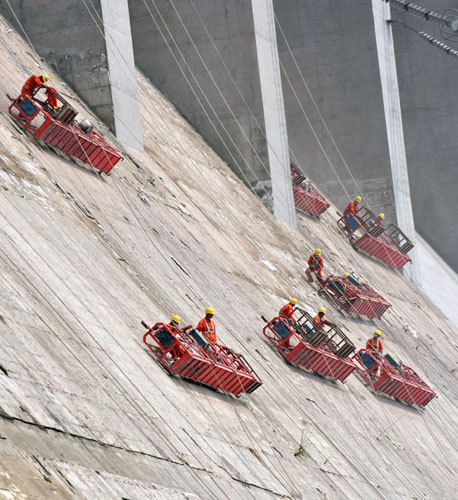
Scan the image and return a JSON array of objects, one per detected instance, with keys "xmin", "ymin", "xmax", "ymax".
[
  {"xmin": 313, "ymin": 307, "xmax": 334, "ymax": 329},
  {"xmin": 366, "ymin": 330, "xmax": 383, "ymax": 354},
  {"xmin": 45, "ymin": 86, "xmax": 59, "ymax": 110},
  {"xmin": 168, "ymin": 315, "xmax": 186, "ymax": 360},
  {"xmin": 279, "ymin": 298, "xmax": 297, "ymax": 323},
  {"xmin": 342, "ymin": 272, "xmax": 350, "ymax": 282},
  {"xmin": 306, "ymin": 249, "xmax": 324, "ymax": 282},
  {"xmin": 343, "ymin": 196, "xmax": 362, "ymax": 217},
  {"xmin": 22, "ymin": 74, "xmax": 50, "ymax": 98},
  {"xmin": 196, "ymin": 307, "xmax": 217, "ymax": 343}
]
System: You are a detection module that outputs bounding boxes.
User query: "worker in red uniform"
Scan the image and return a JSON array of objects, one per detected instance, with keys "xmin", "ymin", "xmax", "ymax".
[
  {"xmin": 343, "ymin": 196, "xmax": 362, "ymax": 217},
  {"xmin": 366, "ymin": 330, "xmax": 383, "ymax": 354},
  {"xmin": 168, "ymin": 315, "xmax": 187, "ymax": 360},
  {"xmin": 279, "ymin": 298, "xmax": 297, "ymax": 323},
  {"xmin": 196, "ymin": 307, "xmax": 217, "ymax": 343},
  {"xmin": 313, "ymin": 307, "xmax": 334, "ymax": 329},
  {"xmin": 45, "ymin": 86, "xmax": 59, "ymax": 110},
  {"xmin": 22, "ymin": 74, "xmax": 50, "ymax": 97},
  {"xmin": 306, "ymin": 248, "xmax": 324, "ymax": 282}
]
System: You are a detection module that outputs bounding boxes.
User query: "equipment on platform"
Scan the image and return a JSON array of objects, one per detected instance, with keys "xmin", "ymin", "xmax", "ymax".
[
  {"xmin": 337, "ymin": 206, "xmax": 414, "ymax": 269},
  {"xmin": 290, "ymin": 161, "xmax": 330, "ymax": 217},
  {"xmin": 141, "ymin": 321, "xmax": 262, "ymax": 397},
  {"xmin": 261, "ymin": 308, "xmax": 356, "ymax": 383},
  {"xmin": 7, "ymin": 87, "xmax": 122, "ymax": 175},
  {"xmin": 354, "ymin": 349, "xmax": 435, "ymax": 409},
  {"xmin": 319, "ymin": 274, "xmax": 391, "ymax": 319}
]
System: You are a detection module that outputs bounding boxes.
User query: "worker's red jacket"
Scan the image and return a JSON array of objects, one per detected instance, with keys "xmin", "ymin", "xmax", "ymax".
[
  {"xmin": 279, "ymin": 303, "xmax": 296, "ymax": 323},
  {"xmin": 366, "ymin": 337, "xmax": 383, "ymax": 354},
  {"xmin": 344, "ymin": 200, "xmax": 359, "ymax": 217},
  {"xmin": 313, "ymin": 314, "xmax": 332, "ymax": 329},
  {"xmin": 196, "ymin": 318, "xmax": 216, "ymax": 343},
  {"xmin": 308, "ymin": 254, "xmax": 323, "ymax": 272},
  {"xmin": 22, "ymin": 75, "xmax": 44, "ymax": 97}
]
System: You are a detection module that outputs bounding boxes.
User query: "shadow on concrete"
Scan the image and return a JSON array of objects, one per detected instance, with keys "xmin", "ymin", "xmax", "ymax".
[
  {"xmin": 263, "ymin": 339, "xmax": 347, "ymax": 392},
  {"xmin": 143, "ymin": 347, "xmax": 250, "ymax": 408}
]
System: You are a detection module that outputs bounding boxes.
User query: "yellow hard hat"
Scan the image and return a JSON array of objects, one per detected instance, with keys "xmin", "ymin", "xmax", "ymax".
[
  {"xmin": 171, "ymin": 315, "xmax": 180, "ymax": 324},
  {"xmin": 343, "ymin": 272, "xmax": 350, "ymax": 278},
  {"xmin": 374, "ymin": 329, "xmax": 382, "ymax": 336},
  {"xmin": 314, "ymin": 248, "xmax": 322, "ymax": 256},
  {"xmin": 355, "ymin": 196, "xmax": 362, "ymax": 203},
  {"xmin": 42, "ymin": 74, "xmax": 50, "ymax": 82},
  {"xmin": 378, "ymin": 213, "xmax": 385, "ymax": 219},
  {"xmin": 289, "ymin": 298, "xmax": 297, "ymax": 305},
  {"xmin": 318, "ymin": 307, "xmax": 327, "ymax": 314},
  {"xmin": 205, "ymin": 307, "xmax": 214, "ymax": 315}
]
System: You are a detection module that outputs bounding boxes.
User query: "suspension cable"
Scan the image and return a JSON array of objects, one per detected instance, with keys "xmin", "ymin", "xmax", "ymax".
[{"xmin": 388, "ymin": 19, "xmax": 458, "ymax": 57}]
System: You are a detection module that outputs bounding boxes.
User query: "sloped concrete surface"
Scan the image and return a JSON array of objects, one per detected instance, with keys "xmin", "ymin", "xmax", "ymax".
[{"xmin": 0, "ymin": 19, "xmax": 456, "ymax": 499}]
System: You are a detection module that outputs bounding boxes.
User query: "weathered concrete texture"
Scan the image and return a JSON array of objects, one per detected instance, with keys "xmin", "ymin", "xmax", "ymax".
[
  {"xmin": 390, "ymin": 0, "xmax": 458, "ymax": 272},
  {"xmin": 0, "ymin": 0, "xmax": 143, "ymax": 150},
  {"xmin": 0, "ymin": 20, "xmax": 457, "ymax": 499},
  {"xmin": 128, "ymin": 0, "xmax": 295, "ymax": 224},
  {"xmin": 274, "ymin": 0, "xmax": 397, "ymax": 222}
]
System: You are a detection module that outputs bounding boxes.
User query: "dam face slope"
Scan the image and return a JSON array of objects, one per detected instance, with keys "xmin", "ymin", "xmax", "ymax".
[{"xmin": 0, "ymin": 17, "xmax": 457, "ymax": 499}]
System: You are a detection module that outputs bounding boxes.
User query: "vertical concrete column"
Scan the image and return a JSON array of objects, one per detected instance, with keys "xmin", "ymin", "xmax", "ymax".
[
  {"xmin": 100, "ymin": 0, "xmax": 143, "ymax": 150},
  {"xmin": 251, "ymin": 0, "xmax": 296, "ymax": 227},
  {"xmin": 371, "ymin": 0, "xmax": 419, "ymax": 283}
]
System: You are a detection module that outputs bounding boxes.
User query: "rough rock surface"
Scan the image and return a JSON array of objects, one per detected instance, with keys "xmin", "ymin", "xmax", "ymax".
[{"xmin": 0, "ymin": 18, "xmax": 456, "ymax": 499}]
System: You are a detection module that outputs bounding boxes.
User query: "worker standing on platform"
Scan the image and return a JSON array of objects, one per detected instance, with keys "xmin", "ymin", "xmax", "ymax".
[
  {"xmin": 366, "ymin": 330, "xmax": 383, "ymax": 354},
  {"xmin": 196, "ymin": 307, "xmax": 217, "ymax": 343},
  {"xmin": 306, "ymin": 249, "xmax": 324, "ymax": 282},
  {"xmin": 279, "ymin": 298, "xmax": 297, "ymax": 323},
  {"xmin": 22, "ymin": 74, "xmax": 50, "ymax": 98},
  {"xmin": 168, "ymin": 315, "xmax": 186, "ymax": 360},
  {"xmin": 313, "ymin": 307, "xmax": 334, "ymax": 329},
  {"xmin": 344, "ymin": 196, "xmax": 362, "ymax": 217}
]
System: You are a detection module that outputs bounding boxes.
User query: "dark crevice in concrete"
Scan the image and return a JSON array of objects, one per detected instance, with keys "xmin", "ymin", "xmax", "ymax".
[{"xmin": 0, "ymin": 412, "xmax": 195, "ymax": 469}]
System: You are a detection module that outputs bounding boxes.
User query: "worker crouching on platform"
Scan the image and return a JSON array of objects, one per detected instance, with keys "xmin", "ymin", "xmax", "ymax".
[
  {"xmin": 279, "ymin": 298, "xmax": 297, "ymax": 324},
  {"xmin": 21, "ymin": 73, "xmax": 49, "ymax": 98},
  {"xmin": 196, "ymin": 307, "xmax": 217, "ymax": 343},
  {"xmin": 306, "ymin": 248, "xmax": 324, "ymax": 283},
  {"xmin": 366, "ymin": 330, "xmax": 383, "ymax": 354},
  {"xmin": 313, "ymin": 307, "xmax": 335, "ymax": 329}
]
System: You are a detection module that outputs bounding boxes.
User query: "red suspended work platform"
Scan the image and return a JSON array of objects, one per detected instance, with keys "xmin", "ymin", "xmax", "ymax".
[
  {"xmin": 142, "ymin": 321, "xmax": 262, "ymax": 397},
  {"xmin": 337, "ymin": 207, "xmax": 414, "ymax": 269},
  {"xmin": 262, "ymin": 309, "xmax": 356, "ymax": 383},
  {"xmin": 291, "ymin": 162, "xmax": 330, "ymax": 216},
  {"xmin": 7, "ymin": 90, "xmax": 122, "ymax": 175},
  {"xmin": 319, "ymin": 274, "xmax": 391, "ymax": 319},
  {"xmin": 354, "ymin": 349, "xmax": 435, "ymax": 408}
]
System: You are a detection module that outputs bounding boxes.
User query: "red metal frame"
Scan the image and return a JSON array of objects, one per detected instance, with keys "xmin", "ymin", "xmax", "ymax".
[
  {"xmin": 7, "ymin": 93, "xmax": 122, "ymax": 174},
  {"xmin": 142, "ymin": 322, "xmax": 262, "ymax": 397},
  {"xmin": 354, "ymin": 349, "xmax": 435, "ymax": 408},
  {"xmin": 291, "ymin": 163, "xmax": 330, "ymax": 216},
  {"xmin": 262, "ymin": 311, "xmax": 356, "ymax": 383},
  {"xmin": 319, "ymin": 275, "xmax": 391, "ymax": 319},
  {"xmin": 337, "ymin": 207, "xmax": 413, "ymax": 269}
]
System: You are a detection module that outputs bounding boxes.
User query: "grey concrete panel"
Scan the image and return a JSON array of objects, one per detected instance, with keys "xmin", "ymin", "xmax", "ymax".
[
  {"xmin": 391, "ymin": 1, "xmax": 458, "ymax": 271},
  {"xmin": 0, "ymin": 0, "xmax": 143, "ymax": 150},
  {"xmin": 274, "ymin": 0, "xmax": 396, "ymax": 221},
  {"xmin": 128, "ymin": 0, "xmax": 295, "ymax": 224}
]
